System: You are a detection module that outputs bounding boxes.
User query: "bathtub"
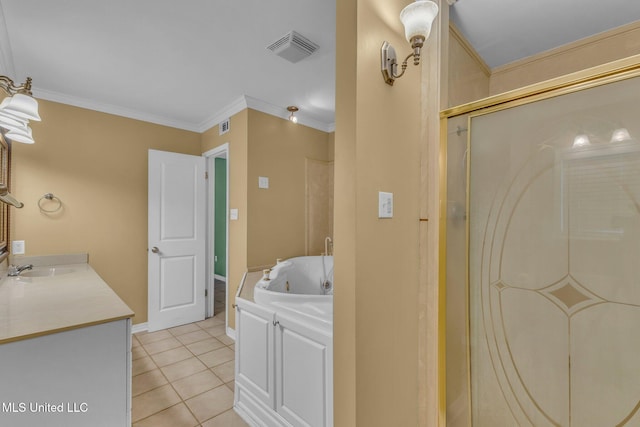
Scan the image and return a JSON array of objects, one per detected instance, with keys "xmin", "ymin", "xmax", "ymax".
[
  {"xmin": 235, "ymin": 256, "xmax": 334, "ymax": 426},
  {"xmin": 253, "ymin": 256, "xmax": 333, "ymax": 328}
]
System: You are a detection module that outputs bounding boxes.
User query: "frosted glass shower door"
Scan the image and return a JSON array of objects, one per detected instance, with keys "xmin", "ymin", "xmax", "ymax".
[{"xmin": 467, "ymin": 76, "xmax": 640, "ymax": 427}]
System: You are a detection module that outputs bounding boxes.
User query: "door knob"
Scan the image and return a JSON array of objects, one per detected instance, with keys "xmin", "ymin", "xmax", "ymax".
[{"xmin": 151, "ymin": 247, "xmax": 160, "ymax": 253}]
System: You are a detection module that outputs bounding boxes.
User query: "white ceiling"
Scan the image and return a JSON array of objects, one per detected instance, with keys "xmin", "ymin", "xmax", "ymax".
[
  {"xmin": 0, "ymin": 0, "xmax": 336, "ymax": 132},
  {"xmin": 450, "ymin": 0, "xmax": 640, "ymax": 69},
  {"xmin": 1, "ymin": 1, "xmax": 639, "ymax": 133}
]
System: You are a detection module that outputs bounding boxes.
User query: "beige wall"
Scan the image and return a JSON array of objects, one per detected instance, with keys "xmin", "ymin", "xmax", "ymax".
[
  {"xmin": 490, "ymin": 21, "xmax": 640, "ymax": 96},
  {"xmin": 246, "ymin": 109, "xmax": 332, "ymax": 268},
  {"xmin": 201, "ymin": 109, "xmax": 249, "ymax": 331},
  {"xmin": 11, "ymin": 100, "xmax": 201, "ymax": 324},
  {"xmin": 448, "ymin": 25, "xmax": 490, "ymax": 107},
  {"xmin": 335, "ymin": 0, "xmax": 427, "ymax": 425},
  {"xmin": 201, "ymin": 109, "xmax": 332, "ymax": 330}
]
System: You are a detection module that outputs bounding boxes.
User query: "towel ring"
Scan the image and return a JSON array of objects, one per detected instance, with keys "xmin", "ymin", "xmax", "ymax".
[{"xmin": 38, "ymin": 193, "xmax": 62, "ymax": 213}]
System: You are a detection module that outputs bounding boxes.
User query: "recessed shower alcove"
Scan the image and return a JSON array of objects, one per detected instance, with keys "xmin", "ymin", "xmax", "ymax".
[{"xmin": 442, "ymin": 61, "xmax": 640, "ymax": 426}]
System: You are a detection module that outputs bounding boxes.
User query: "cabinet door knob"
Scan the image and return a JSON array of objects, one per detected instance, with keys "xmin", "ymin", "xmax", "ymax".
[{"xmin": 151, "ymin": 247, "xmax": 160, "ymax": 253}]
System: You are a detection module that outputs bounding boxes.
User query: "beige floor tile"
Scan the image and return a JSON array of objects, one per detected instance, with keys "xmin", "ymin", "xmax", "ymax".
[
  {"xmin": 186, "ymin": 337, "xmax": 226, "ymax": 355},
  {"xmin": 133, "ymin": 403, "xmax": 199, "ymax": 427},
  {"xmin": 137, "ymin": 330, "xmax": 173, "ymax": 345},
  {"xmin": 161, "ymin": 356, "xmax": 208, "ymax": 382},
  {"xmin": 198, "ymin": 347, "xmax": 234, "ymax": 368},
  {"xmin": 132, "ymin": 356, "xmax": 158, "ymax": 376},
  {"xmin": 225, "ymin": 380, "xmax": 235, "ymax": 391},
  {"xmin": 203, "ymin": 325, "xmax": 226, "ymax": 337},
  {"xmin": 196, "ymin": 317, "xmax": 225, "ymax": 329},
  {"xmin": 176, "ymin": 329, "xmax": 213, "ymax": 345},
  {"xmin": 201, "ymin": 409, "xmax": 250, "ymax": 427},
  {"xmin": 142, "ymin": 336, "xmax": 183, "ymax": 355},
  {"xmin": 131, "ymin": 384, "xmax": 181, "ymax": 423},
  {"xmin": 229, "ymin": 344, "xmax": 235, "ymax": 351},
  {"xmin": 132, "ymin": 335, "xmax": 141, "ymax": 348},
  {"xmin": 185, "ymin": 385, "xmax": 234, "ymax": 423},
  {"xmin": 151, "ymin": 347, "xmax": 193, "ymax": 367},
  {"xmin": 217, "ymin": 334, "xmax": 235, "ymax": 346},
  {"xmin": 132, "ymin": 345, "xmax": 148, "ymax": 361},
  {"xmin": 211, "ymin": 360, "xmax": 235, "ymax": 383},
  {"xmin": 132, "ymin": 369, "xmax": 168, "ymax": 397},
  {"xmin": 171, "ymin": 369, "xmax": 224, "ymax": 400},
  {"xmin": 168, "ymin": 323, "xmax": 202, "ymax": 337}
]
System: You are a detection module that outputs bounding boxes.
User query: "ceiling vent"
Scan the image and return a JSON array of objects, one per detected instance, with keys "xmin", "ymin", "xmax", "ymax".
[{"xmin": 266, "ymin": 31, "xmax": 319, "ymax": 63}]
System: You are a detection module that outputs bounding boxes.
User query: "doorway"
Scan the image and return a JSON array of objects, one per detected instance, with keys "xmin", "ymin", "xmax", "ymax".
[{"xmin": 204, "ymin": 144, "xmax": 230, "ymax": 332}]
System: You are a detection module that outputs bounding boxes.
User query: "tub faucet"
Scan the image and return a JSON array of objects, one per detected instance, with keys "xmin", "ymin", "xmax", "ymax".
[
  {"xmin": 8, "ymin": 264, "xmax": 33, "ymax": 277},
  {"xmin": 324, "ymin": 237, "xmax": 333, "ymax": 256}
]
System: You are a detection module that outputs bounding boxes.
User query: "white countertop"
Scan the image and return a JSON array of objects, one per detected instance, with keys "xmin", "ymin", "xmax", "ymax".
[{"xmin": 0, "ymin": 255, "xmax": 134, "ymax": 344}]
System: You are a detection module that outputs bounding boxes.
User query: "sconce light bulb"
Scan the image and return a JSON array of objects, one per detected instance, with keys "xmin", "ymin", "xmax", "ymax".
[
  {"xmin": 610, "ymin": 128, "xmax": 631, "ymax": 143},
  {"xmin": 572, "ymin": 134, "xmax": 591, "ymax": 148}
]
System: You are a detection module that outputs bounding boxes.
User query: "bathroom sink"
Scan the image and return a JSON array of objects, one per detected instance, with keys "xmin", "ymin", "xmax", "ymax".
[{"xmin": 20, "ymin": 267, "xmax": 75, "ymax": 277}]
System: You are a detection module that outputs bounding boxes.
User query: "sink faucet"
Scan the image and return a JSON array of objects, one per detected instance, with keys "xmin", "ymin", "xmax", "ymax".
[{"xmin": 8, "ymin": 264, "xmax": 33, "ymax": 277}]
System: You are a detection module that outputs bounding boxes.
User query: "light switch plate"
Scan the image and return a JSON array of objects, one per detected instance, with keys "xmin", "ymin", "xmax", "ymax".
[
  {"xmin": 230, "ymin": 208, "xmax": 239, "ymax": 220},
  {"xmin": 378, "ymin": 192, "xmax": 393, "ymax": 218},
  {"xmin": 258, "ymin": 176, "xmax": 269, "ymax": 189},
  {"xmin": 12, "ymin": 240, "xmax": 25, "ymax": 255}
]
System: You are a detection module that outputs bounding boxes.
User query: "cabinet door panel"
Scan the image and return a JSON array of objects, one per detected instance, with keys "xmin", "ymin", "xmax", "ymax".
[
  {"xmin": 236, "ymin": 300, "xmax": 276, "ymax": 408},
  {"xmin": 276, "ymin": 313, "xmax": 332, "ymax": 427}
]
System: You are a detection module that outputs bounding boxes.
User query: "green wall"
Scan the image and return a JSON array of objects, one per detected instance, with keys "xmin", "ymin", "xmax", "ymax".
[{"xmin": 214, "ymin": 157, "xmax": 227, "ymax": 276}]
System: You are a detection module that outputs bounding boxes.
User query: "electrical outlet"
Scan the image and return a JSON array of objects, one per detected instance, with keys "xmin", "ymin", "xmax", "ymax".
[{"xmin": 12, "ymin": 240, "xmax": 25, "ymax": 255}]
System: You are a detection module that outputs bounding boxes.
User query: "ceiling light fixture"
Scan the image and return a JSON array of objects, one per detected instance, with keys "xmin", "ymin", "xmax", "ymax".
[
  {"xmin": 287, "ymin": 106, "xmax": 299, "ymax": 124},
  {"xmin": 381, "ymin": 0, "xmax": 439, "ymax": 86},
  {"xmin": 0, "ymin": 76, "xmax": 40, "ymax": 144}
]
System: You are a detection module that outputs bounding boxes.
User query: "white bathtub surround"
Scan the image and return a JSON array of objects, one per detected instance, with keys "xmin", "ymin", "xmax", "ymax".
[
  {"xmin": 0, "ymin": 254, "xmax": 134, "ymax": 426},
  {"xmin": 235, "ymin": 256, "xmax": 333, "ymax": 427}
]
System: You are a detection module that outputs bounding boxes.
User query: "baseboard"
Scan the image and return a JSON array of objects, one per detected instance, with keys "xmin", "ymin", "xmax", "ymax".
[
  {"xmin": 214, "ymin": 274, "xmax": 227, "ymax": 282},
  {"xmin": 227, "ymin": 327, "xmax": 236, "ymax": 341},
  {"xmin": 131, "ymin": 322, "xmax": 148, "ymax": 334}
]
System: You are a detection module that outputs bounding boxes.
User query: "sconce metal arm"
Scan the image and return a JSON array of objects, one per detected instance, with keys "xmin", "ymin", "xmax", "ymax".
[
  {"xmin": 0, "ymin": 76, "xmax": 33, "ymax": 96},
  {"xmin": 381, "ymin": 36, "xmax": 425, "ymax": 86}
]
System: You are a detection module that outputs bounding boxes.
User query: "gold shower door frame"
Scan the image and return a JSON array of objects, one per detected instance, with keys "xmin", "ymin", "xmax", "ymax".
[{"xmin": 438, "ymin": 54, "xmax": 640, "ymax": 427}]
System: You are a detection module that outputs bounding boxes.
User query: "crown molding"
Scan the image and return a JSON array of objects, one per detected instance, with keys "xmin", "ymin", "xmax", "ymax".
[
  {"xmin": 198, "ymin": 95, "xmax": 335, "ymax": 134},
  {"xmin": 33, "ymin": 87, "xmax": 201, "ymax": 132},
  {"xmin": 0, "ymin": 3, "xmax": 15, "ymax": 77},
  {"xmin": 32, "ymin": 88, "xmax": 334, "ymax": 135}
]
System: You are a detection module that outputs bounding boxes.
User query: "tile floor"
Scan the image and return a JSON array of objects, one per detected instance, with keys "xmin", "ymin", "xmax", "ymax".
[{"xmin": 132, "ymin": 305, "xmax": 248, "ymax": 426}]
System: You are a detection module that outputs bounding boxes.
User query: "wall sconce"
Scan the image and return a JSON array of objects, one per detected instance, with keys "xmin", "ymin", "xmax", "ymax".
[
  {"xmin": 287, "ymin": 106, "xmax": 299, "ymax": 124},
  {"xmin": 381, "ymin": 0, "xmax": 439, "ymax": 86},
  {"xmin": 0, "ymin": 76, "xmax": 40, "ymax": 144}
]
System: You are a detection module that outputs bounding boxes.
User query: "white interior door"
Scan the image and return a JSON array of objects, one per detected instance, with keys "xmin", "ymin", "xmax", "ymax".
[{"xmin": 148, "ymin": 149, "xmax": 206, "ymax": 332}]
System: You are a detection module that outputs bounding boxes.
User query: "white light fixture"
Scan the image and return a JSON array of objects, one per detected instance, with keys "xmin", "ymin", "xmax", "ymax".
[
  {"xmin": 572, "ymin": 134, "xmax": 591, "ymax": 148},
  {"xmin": 0, "ymin": 76, "xmax": 40, "ymax": 144},
  {"xmin": 610, "ymin": 128, "xmax": 632, "ymax": 143},
  {"xmin": 5, "ymin": 125, "xmax": 34, "ymax": 144},
  {"xmin": 381, "ymin": 0, "xmax": 439, "ymax": 86},
  {"xmin": 0, "ymin": 93, "xmax": 40, "ymax": 121},
  {"xmin": 287, "ymin": 106, "xmax": 299, "ymax": 124}
]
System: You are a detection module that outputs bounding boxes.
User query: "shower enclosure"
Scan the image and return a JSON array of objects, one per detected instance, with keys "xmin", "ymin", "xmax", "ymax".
[{"xmin": 442, "ymin": 61, "xmax": 640, "ymax": 426}]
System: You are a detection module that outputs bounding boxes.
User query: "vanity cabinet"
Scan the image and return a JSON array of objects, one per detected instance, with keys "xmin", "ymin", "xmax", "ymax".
[
  {"xmin": 235, "ymin": 298, "xmax": 332, "ymax": 427},
  {"xmin": 0, "ymin": 318, "xmax": 131, "ymax": 427}
]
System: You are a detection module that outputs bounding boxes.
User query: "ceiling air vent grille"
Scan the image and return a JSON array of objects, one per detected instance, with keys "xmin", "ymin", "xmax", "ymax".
[{"xmin": 266, "ymin": 31, "xmax": 319, "ymax": 63}]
